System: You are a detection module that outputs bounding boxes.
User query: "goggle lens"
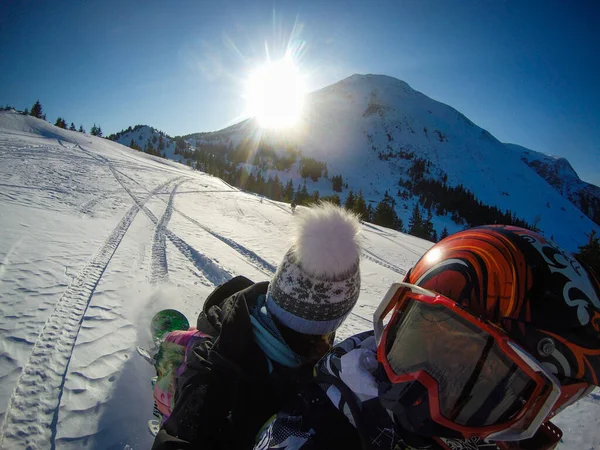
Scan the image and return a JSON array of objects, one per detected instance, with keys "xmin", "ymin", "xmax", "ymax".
[{"xmin": 385, "ymin": 297, "xmax": 538, "ymax": 427}]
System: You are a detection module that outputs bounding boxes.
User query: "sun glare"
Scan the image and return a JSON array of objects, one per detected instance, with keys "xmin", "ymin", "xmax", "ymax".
[{"xmin": 245, "ymin": 58, "xmax": 306, "ymax": 129}]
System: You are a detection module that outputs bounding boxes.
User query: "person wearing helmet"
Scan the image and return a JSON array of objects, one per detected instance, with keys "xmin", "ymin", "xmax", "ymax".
[{"xmin": 254, "ymin": 225, "xmax": 599, "ymax": 450}]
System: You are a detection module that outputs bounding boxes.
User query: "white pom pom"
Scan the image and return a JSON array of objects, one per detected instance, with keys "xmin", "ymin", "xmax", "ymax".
[{"xmin": 293, "ymin": 203, "xmax": 361, "ymax": 277}]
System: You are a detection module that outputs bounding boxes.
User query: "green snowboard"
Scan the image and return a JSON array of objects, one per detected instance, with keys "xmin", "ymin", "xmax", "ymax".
[
  {"xmin": 140, "ymin": 309, "xmax": 190, "ymax": 436},
  {"xmin": 150, "ymin": 309, "xmax": 190, "ymax": 342},
  {"xmin": 137, "ymin": 309, "xmax": 190, "ymax": 364}
]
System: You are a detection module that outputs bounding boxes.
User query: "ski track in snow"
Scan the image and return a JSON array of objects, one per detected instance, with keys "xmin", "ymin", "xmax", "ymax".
[
  {"xmin": 109, "ymin": 168, "xmax": 232, "ymax": 287},
  {"xmin": 363, "ymin": 223, "xmax": 429, "ymax": 256},
  {"xmin": 77, "ymin": 190, "xmax": 122, "ymax": 215},
  {"xmin": 77, "ymin": 195, "xmax": 103, "ymax": 215},
  {"xmin": 361, "ymin": 248, "xmax": 407, "ymax": 276},
  {"xmin": 169, "ymin": 205, "xmax": 277, "ymax": 277},
  {"xmin": 111, "ymin": 166, "xmax": 278, "ymax": 278},
  {"xmin": 0, "ymin": 177, "xmax": 178, "ymax": 450},
  {"xmin": 76, "ymin": 144, "xmax": 232, "ymax": 287},
  {"xmin": 150, "ymin": 179, "xmax": 185, "ymax": 284}
]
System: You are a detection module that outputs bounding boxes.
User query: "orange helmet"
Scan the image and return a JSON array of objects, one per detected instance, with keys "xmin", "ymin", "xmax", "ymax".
[{"xmin": 405, "ymin": 225, "xmax": 600, "ymax": 387}]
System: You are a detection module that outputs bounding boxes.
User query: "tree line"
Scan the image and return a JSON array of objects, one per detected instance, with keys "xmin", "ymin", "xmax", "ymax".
[
  {"xmin": 167, "ymin": 138, "xmax": 541, "ymax": 243},
  {"xmin": 576, "ymin": 230, "xmax": 600, "ymax": 277},
  {"xmin": 2, "ymin": 100, "xmax": 102, "ymax": 136}
]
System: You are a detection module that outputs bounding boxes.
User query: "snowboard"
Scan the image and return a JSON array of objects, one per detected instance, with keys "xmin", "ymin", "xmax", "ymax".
[
  {"xmin": 138, "ymin": 309, "xmax": 190, "ymax": 436},
  {"xmin": 137, "ymin": 309, "xmax": 190, "ymax": 363},
  {"xmin": 151, "ymin": 309, "xmax": 190, "ymax": 341}
]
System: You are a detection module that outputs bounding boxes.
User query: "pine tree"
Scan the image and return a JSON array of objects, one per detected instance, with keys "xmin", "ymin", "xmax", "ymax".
[
  {"xmin": 440, "ymin": 226, "xmax": 450, "ymax": 240},
  {"xmin": 69, "ymin": 122, "xmax": 76, "ymax": 131},
  {"xmin": 321, "ymin": 194, "xmax": 341, "ymax": 206},
  {"xmin": 294, "ymin": 182, "xmax": 310, "ymax": 206},
  {"xmin": 373, "ymin": 193, "xmax": 402, "ymax": 230},
  {"xmin": 283, "ymin": 179, "xmax": 295, "ymax": 202},
  {"xmin": 130, "ymin": 139, "xmax": 144, "ymax": 151},
  {"xmin": 54, "ymin": 117, "xmax": 67, "ymax": 129},
  {"xmin": 576, "ymin": 230, "xmax": 600, "ymax": 276},
  {"xmin": 310, "ymin": 190, "xmax": 320, "ymax": 205},
  {"xmin": 78, "ymin": 125, "xmax": 85, "ymax": 133},
  {"xmin": 344, "ymin": 190, "xmax": 356, "ymax": 211},
  {"xmin": 89, "ymin": 124, "xmax": 103, "ymax": 137},
  {"xmin": 409, "ymin": 204, "xmax": 429, "ymax": 239},
  {"xmin": 332, "ymin": 174, "xmax": 343, "ymax": 192},
  {"xmin": 366, "ymin": 204, "xmax": 374, "ymax": 222},
  {"xmin": 424, "ymin": 209, "xmax": 436, "ymax": 241},
  {"xmin": 30, "ymin": 100, "xmax": 43, "ymax": 119},
  {"xmin": 353, "ymin": 190, "xmax": 368, "ymax": 220},
  {"xmin": 146, "ymin": 141, "xmax": 155, "ymax": 155}
]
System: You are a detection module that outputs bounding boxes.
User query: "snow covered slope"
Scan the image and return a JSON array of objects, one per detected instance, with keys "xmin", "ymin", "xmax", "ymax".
[
  {"xmin": 0, "ymin": 111, "xmax": 427, "ymax": 448},
  {"xmin": 506, "ymin": 143, "xmax": 600, "ymax": 225},
  {"xmin": 0, "ymin": 112, "xmax": 597, "ymax": 449},
  {"xmin": 185, "ymin": 74, "xmax": 599, "ymax": 252}
]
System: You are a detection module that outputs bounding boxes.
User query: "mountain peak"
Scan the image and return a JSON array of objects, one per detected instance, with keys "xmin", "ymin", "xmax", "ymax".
[
  {"xmin": 344, "ymin": 73, "xmax": 410, "ymax": 84},
  {"xmin": 314, "ymin": 73, "xmax": 418, "ymax": 101}
]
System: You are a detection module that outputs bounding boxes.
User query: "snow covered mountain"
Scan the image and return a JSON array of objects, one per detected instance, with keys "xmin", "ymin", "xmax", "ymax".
[
  {"xmin": 107, "ymin": 125, "xmax": 185, "ymax": 162},
  {"xmin": 506, "ymin": 143, "xmax": 600, "ymax": 225},
  {"xmin": 183, "ymin": 74, "xmax": 600, "ymax": 252},
  {"xmin": 0, "ymin": 111, "xmax": 598, "ymax": 449}
]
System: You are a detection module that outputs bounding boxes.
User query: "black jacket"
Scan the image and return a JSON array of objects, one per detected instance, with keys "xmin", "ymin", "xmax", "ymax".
[{"xmin": 152, "ymin": 276, "xmax": 314, "ymax": 450}]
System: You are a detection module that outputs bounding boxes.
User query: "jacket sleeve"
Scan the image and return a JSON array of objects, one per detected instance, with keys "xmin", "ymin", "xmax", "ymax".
[{"xmin": 151, "ymin": 279, "xmax": 270, "ymax": 450}]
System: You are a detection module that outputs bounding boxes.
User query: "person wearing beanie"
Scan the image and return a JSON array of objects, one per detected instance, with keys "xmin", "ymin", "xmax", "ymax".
[{"xmin": 151, "ymin": 202, "xmax": 362, "ymax": 450}]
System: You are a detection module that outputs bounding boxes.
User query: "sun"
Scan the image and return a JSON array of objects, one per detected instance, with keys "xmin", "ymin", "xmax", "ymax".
[{"xmin": 245, "ymin": 57, "xmax": 306, "ymax": 129}]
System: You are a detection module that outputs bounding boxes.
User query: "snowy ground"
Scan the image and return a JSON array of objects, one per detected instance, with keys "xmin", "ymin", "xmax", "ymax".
[{"xmin": 0, "ymin": 112, "xmax": 597, "ymax": 449}]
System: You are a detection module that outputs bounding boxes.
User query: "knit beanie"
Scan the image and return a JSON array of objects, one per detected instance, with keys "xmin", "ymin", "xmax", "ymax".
[{"xmin": 266, "ymin": 203, "xmax": 362, "ymax": 335}]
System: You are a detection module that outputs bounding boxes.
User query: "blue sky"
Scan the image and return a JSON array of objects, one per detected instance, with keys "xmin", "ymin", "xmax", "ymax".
[{"xmin": 1, "ymin": 0, "xmax": 598, "ymax": 185}]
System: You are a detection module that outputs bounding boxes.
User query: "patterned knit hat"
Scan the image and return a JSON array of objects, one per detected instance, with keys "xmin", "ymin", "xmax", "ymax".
[{"xmin": 266, "ymin": 203, "xmax": 362, "ymax": 335}]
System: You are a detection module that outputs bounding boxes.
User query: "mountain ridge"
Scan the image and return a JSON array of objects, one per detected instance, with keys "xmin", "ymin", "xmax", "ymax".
[{"xmin": 108, "ymin": 73, "xmax": 599, "ymax": 250}]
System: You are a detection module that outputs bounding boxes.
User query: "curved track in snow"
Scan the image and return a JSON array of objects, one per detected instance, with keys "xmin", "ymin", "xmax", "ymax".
[
  {"xmin": 109, "ymin": 169, "xmax": 232, "ymax": 287},
  {"xmin": 0, "ymin": 177, "xmax": 178, "ymax": 450},
  {"xmin": 111, "ymin": 166, "xmax": 277, "ymax": 278},
  {"xmin": 76, "ymin": 144, "xmax": 233, "ymax": 287},
  {"xmin": 150, "ymin": 179, "xmax": 185, "ymax": 284},
  {"xmin": 361, "ymin": 249, "xmax": 407, "ymax": 276},
  {"xmin": 170, "ymin": 205, "xmax": 277, "ymax": 277}
]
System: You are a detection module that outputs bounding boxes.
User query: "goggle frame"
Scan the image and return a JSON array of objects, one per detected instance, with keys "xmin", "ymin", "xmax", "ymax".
[{"xmin": 374, "ymin": 282, "xmax": 562, "ymax": 441}]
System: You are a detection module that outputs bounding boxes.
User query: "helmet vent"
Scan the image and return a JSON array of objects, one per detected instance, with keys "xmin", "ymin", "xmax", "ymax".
[{"xmin": 537, "ymin": 338, "xmax": 556, "ymax": 357}]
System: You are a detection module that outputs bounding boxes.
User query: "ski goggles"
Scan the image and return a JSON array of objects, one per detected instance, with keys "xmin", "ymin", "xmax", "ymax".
[{"xmin": 374, "ymin": 282, "xmax": 562, "ymax": 441}]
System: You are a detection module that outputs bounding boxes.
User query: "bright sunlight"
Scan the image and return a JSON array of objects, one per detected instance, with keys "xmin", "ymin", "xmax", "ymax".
[{"xmin": 245, "ymin": 57, "xmax": 306, "ymax": 129}]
